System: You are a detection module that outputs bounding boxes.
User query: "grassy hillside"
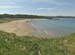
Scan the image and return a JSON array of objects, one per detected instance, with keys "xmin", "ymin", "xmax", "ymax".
[
  {"xmin": 0, "ymin": 18, "xmax": 25, "ymax": 23},
  {"xmin": 0, "ymin": 31, "xmax": 75, "ymax": 55}
]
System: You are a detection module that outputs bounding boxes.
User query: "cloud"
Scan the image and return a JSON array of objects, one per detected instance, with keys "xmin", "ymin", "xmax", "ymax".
[
  {"xmin": 13, "ymin": 0, "xmax": 27, "ymax": 2},
  {"xmin": 35, "ymin": 7, "xmax": 66, "ymax": 14},
  {"xmin": 31, "ymin": 0, "xmax": 69, "ymax": 7},
  {"xmin": 37, "ymin": 8, "xmax": 54, "ymax": 10},
  {"xmin": 0, "ymin": 5, "xmax": 20, "ymax": 8},
  {"xmin": 52, "ymin": 0, "xmax": 72, "ymax": 6},
  {"xmin": 31, "ymin": 0, "xmax": 49, "ymax": 2}
]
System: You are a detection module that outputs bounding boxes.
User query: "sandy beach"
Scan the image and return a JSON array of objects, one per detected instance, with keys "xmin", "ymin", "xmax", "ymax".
[{"xmin": 0, "ymin": 19, "xmax": 50, "ymax": 38}]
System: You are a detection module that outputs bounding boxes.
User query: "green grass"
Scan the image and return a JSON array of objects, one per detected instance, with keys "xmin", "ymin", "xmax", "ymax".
[
  {"xmin": 0, "ymin": 31, "xmax": 75, "ymax": 55},
  {"xmin": 0, "ymin": 18, "xmax": 25, "ymax": 23}
]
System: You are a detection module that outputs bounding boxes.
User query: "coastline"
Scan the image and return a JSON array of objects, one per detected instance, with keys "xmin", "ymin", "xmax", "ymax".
[{"xmin": 0, "ymin": 19, "xmax": 51, "ymax": 38}]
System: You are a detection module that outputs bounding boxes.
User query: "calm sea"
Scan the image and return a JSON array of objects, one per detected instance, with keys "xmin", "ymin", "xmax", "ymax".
[{"xmin": 30, "ymin": 18, "xmax": 75, "ymax": 37}]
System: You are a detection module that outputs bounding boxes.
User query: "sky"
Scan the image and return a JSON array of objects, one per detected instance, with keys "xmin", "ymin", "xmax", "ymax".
[{"xmin": 0, "ymin": 0, "xmax": 75, "ymax": 16}]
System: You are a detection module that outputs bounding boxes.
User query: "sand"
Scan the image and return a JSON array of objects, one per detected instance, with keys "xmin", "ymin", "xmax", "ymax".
[{"xmin": 0, "ymin": 19, "xmax": 50, "ymax": 38}]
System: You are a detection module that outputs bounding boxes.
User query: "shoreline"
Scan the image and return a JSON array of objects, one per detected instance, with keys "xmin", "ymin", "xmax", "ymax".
[
  {"xmin": 0, "ymin": 19, "xmax": 74, "ymax": 38},
  {"xmin": 0, "ymin": 19, "xmax": 51, "ymax": 38}
]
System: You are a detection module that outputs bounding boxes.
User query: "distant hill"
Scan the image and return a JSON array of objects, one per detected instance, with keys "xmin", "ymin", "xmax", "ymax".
[
  {"xmin": 0, "ymin": 14, "xmax": 75, "ymax": 19},
  {"xmin": 0, "ymin": 14, "xmax": 51, "ymax": 19}
]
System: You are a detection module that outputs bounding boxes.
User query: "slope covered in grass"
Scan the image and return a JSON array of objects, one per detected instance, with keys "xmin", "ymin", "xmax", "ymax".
[
  {"xmin": 0, "ymin": 18, "xmax": 25, "ymax": 23},
  {"xmin": 0, "ymin": 31, "xmax": 75, "ymax": 55}
]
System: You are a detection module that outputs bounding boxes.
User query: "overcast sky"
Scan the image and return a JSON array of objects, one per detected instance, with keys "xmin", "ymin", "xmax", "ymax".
[{"xmin": 0, "ymin": 0, "xmax": 75, "ymax": 16}]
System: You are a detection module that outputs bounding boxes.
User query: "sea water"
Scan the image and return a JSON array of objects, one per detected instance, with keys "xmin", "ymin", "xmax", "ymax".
[{"xmin": 30, "ymin": 18, "xmax": 75, "ymax": 37}]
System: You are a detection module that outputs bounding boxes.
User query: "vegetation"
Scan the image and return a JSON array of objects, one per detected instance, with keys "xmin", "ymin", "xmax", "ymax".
[
  {"xmin": 0, "ymin": 14, "xmax": 52, "ymax": 19},
  {"xmin": 0, "ymin": 18, "xmax": 25, "ymax": 23},
  {"xmin": 0, "ymin": 16, "xmax": 75, "ymax": 55},
  {"xmin": 0, "ymin": 31, "xmax": 75, "ymax": 55},
  {"xmin": 0, "ymin": 14, "xmax": 75, "ymax": 19},
  {"xmin": 0, "ymin": 14, "xmax": 52, "ymax": 23}
]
